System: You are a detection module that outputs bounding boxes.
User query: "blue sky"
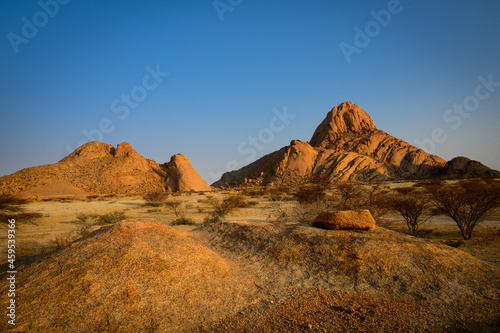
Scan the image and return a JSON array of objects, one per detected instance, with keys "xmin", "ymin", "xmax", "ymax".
[{"xmin": 1, "ymin": 0, "xmax": 499, "ymax": 183}]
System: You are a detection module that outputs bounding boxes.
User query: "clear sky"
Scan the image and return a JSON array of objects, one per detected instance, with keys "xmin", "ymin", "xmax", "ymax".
[{"xmin": 1, "ymin": 0, "xmax": 499, "ymax": 183}]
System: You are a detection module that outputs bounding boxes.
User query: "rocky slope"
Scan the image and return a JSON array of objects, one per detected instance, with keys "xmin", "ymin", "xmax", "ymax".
[
  {"xmin": 0, "ymin": 141, "xmax": 211, "ymax": 195},
  {"xmin": 214, "ymin": 101, "xmax": 499, "ymax": 186}
]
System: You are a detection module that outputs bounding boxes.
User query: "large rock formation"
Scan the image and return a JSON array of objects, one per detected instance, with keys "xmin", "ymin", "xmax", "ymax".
[
  {"xmin": 163, "ymin": 154, "xmax": 212, "ymax": 192},
  {"xmin": 0, "ymin": 141, "xmax": 211, "ymax": 195},
  {"xmin": 214, "ymin": 101, "xmax": 499, "ymax": 186}
]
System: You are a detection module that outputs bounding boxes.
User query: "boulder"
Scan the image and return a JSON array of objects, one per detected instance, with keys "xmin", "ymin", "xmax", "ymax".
[{"xmin": 312, "ymin": 210, "xmax": 376, "ymax": 230}]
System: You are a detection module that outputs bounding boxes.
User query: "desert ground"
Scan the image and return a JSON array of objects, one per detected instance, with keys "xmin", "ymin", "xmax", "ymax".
[
  {"xmin": 1, "ymin": 182, "xmax": 499, "ymax": 332},
  {"xmin": 2, "ymin": 184, "xmax": 499, "ymax": 266}
]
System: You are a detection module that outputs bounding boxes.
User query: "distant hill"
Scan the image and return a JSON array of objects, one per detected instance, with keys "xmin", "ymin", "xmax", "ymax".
[
  {"xmin": 0, "ymin": 141, "xmax": 211, "ymax": 196},
  {"xmin": 214, "ymin": 101, "xmax": 500, "ymax": 187}
]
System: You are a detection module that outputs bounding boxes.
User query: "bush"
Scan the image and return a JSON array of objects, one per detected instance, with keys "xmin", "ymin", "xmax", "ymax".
[
  {"xmin": 164, "ymin": 200, "xmax": 183, "ymax": 217},
  {"xmin": 171, "ymin": 217, "xmax": 196, "ymax": 226},
  {"xmin": 334, "ymin": 182, "xmax": 361, "ymax": 210},
  {"xmin": 426, "ymin": 179, "xmax": 500, "ymax": 240},
  {"xmin": 94, "ymin": 211, "xmax": 128, "ymax": 225},
  {"xmin": 0, "ymin": 193, "xmax": 42, "ymax": 225},
  {"xmin": 203, "ymin": 212, "xmax": 222, "ymax": 224},
  {"xmin": 143, "ymin": 192, "xmax": 169, "ymax": 207},
  {"xmin": 387, "ymin": 189, "xmax": 432, "ymax": 235},
  {"xmin": 267, "ymin": 203, "xmax": 289, "ymax": 223},
  {"xmin": 294, "ymin": 184, "xmax": 327, "ymax": 204},
  {"xmin": 203, "ymin": 193, "xmax": 248, "ymax": 224},
  {"xmin": 77, "ymin": 214, "xmax": 92, "ymax": 223},
  {"xmin": 49, "ymin": 234, "xmax": 75, "ymax": 251},
  {"xmin": 77, "ymin": 224, "xmax": 93, "ymax": 238},
  {"xmin": 330, "ymin": 183, "xmax": 391, "ymax": 222},
  {"xmin": 290, "ymin": 202, "xmax": 325, "ymax": 224}
]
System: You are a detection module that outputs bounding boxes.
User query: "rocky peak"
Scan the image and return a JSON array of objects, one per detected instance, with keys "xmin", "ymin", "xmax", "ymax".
[
  {"xmin": 309, "ymin": 101, "xmax": 376, "ymax": 148},
  {"xmin": 114, "ymin": 142, "xmax": 139, "ymax": 157},
  {"xmin": 163, "ymin": 154, "xmax": 212, "ymax": 192},
  {"xmin": 60, "ymin": 141, "xmax": 115, "ymax": 162}
]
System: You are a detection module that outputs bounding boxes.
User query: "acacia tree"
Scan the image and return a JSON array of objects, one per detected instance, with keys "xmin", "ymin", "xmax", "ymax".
[
  {"xmin": 388, "ymin": 188, "xmax": 432, "ymax": 235},
  {"xmin": 425, "ymin": 180, "xmax": 500, "ymax": 240}
]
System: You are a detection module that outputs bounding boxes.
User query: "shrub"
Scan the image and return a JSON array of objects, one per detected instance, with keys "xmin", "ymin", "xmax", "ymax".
[
  {"xmin": 387, "ymin": 189, "xmax": 432, "ymax": 235},
  {"xmin": 77, "ymin": 224, "xmax": 92, "ymax": 238},
  {"xmin": 94, "ymin": 211, "xmax": 128, "ymax": 225},
  {"xmin": 203, "ymin": 212, "xmax": 222, "ymax": 224},
  {"xmin": 77, "ymin": 214, "xmax": 91, "ymax": 223},
  {"xmin": 267, "ymin": 203, "xmax": 289, "ymax": 223},
  {"xmin": 290, "ymin": 201, "xmax": 326, "ymax": 224},
  {"xmin": 143, "ymin": 192, "xmax": 169, "ymax": 207},
  {"xmin": 334, "ymin": 182, "xmax": 365, "ymax": 210},
  {"xmin": 294, "ymin": 184, "xmax": 327, "ymax": 204},
  {"xmin": 0, "ymin": 193, "xmax": 42, "ymax": 225},
  {"xmin": 49, "ymin": 234, "xmax": 75, "ymax": 251},
  {"xmin": 203, "ymin": 193, "xmax": 249, "ymax": 224},
  {"xmin": 330, "ymin": 183, "xmax": 391, "ymax": 222},
  {"xmin": 164, "ymin": 200, "xmax": 184, "ymax": 217},
  {"xmin": 171, "ymin": 217, "xmax": 196, "ymax": 226},
  {"xmin": 426, "ymin": 179, "xmax": 500, "ymax": 240}
]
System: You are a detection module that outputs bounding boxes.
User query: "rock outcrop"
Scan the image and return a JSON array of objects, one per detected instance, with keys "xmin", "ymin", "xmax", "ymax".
[
  {"xmin": 445, "ymin": 156, "xmax": 500, "ymax": 179},
  {"xmin": 214, "ymin": 101, "xmax": 499, "ymax": 186},
  {"xmin": 0, "ymin": 141, "xmax": 211, "ymax": 195},
  {"xmin": 163, "ymin": 154, "xmax": 212, "ymax": 192},
  {"xmin": 313, "ymin": 210, "xmax": 376, "ymax": 230}
]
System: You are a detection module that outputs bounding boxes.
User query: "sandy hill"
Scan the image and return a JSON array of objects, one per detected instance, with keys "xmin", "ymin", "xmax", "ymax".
[
  {"xmin": 214, "ymin": 101, "xmax": 500, "ymax": 187},
  {"xmin": 0, "ymin": 141, "xmax": 211, "ymax": 196},
  {"xmin": 2, "ymin": 219, "xmax": 498, "ymax": 332},
  {"xmin": 0, "ymin": 220, "xmax": 260, "ymax": 332}
]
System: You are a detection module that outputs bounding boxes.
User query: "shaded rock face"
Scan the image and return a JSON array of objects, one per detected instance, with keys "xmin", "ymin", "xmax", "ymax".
[
  {"xmin": 445, "ymin": 156, "xmax": 500, "ymax": 178},
  {"xmin": 0, "ymin": 142, "xmax": 211, "ymax": 195},
  {"xmin": 214, "ymin": 101, "xmax": 499, "ymax": 186}
]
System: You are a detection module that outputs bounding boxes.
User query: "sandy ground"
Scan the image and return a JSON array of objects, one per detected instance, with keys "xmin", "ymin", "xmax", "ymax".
[{"xmin": 1, "ymin": 190, "xmax": 499, "ymax": 267}]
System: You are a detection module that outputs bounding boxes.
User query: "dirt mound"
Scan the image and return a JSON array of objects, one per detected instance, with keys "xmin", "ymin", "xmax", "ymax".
[
  {"xmin": 205, "ymin": 288, "xmax": 500, "ymax": 332},
  {"xmin": 0, "ymin": 141, "xmax": 212, "ymax": 195},
  {"xmin": 214, "ymin": 101, "xmax": 499, "ymax": 186},
  {"xmin": 313, "ymin": 210, "xmax": 376, "ymax": 230},
  {"xmin": 0, "ymin": 219, "xmax": 259, "ymax": 332},
  {"xmin": 195, "ymin": 221, "xmax": 500, "ymax": 302},
  {"xmin": 16, "ymin": 181, "xmax": 92, "ymax": 198}
]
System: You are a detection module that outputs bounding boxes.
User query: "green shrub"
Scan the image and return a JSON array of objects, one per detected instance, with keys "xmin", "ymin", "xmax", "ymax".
[{"xmin": 94, "ymin": 211, "xmax": 128, "ymax": 225}]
